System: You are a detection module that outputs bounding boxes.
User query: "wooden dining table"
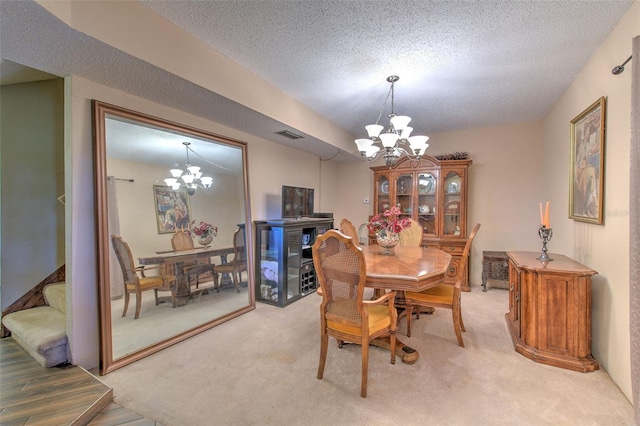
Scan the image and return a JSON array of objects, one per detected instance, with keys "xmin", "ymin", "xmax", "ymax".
[
  {"xmin": 360, "ymin": 245, "xmax": 452, "ymax": 364},
  {"xmin": 138, "ymin": 246, "xmax": 234, "ymax": 307}
]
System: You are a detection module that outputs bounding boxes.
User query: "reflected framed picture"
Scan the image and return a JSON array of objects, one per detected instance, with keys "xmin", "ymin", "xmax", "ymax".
[
  {"xmin": 569, "ymin": 97, "xmax": 605, "ymax": 224},
  {"xmin": 153, "ymin": 185, "xmax": 192, "ymax": 233}
]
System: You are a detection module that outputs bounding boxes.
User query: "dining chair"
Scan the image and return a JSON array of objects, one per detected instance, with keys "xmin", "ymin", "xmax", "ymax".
[
  {"xmin": 399, "ymin": 218, "xmax": 423, "ymax": 247},
  {"xmin": 111, "ymin": 235, "xmax": 176, "ymax": 319},
  {"xmin": 404, "ymin": 223, "xmax": 481, "ymax": 347},
  {"xmin": 339, "ymin": 218, "xmax": 360, "ymax": 247},
  {"xmin": 214, "ymin": 227, "xmax": 247, "ymax": 292},
  {"xmin": 312, "ymin": 230, "xmax": 398, "ymax": 398},
  {"xmin": 171, "ymin": 229, "xmax": 219, "ymax": 292}
]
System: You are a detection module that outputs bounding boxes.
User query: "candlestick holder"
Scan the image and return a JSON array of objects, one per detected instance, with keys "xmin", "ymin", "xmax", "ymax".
[{"xmin": 537, "ymin": 225, "xmax": 553, "ymax": 262}]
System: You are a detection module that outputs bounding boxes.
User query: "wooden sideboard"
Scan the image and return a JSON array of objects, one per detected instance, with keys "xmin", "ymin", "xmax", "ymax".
[{"xmin": 505, "ymin": 251, "xmax": 599, "ymax": 372}]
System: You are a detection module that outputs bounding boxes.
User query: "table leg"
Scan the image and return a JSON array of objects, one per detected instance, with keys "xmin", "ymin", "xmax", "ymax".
[
  {"xmin": 370, "ymin": 336, "xmax": 419, "ymax": 364},
  {"xmin": 173, "ymin": 261, "xmax": 190, "ymax": 307}
]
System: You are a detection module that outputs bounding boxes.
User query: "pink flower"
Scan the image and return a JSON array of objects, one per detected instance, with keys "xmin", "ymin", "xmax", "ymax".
[
  {"xmin": 191, "ymin": 220, "xmax": 218, "ymax": 238},
  {"xmin": 367, "ymin": 206, "xmax": 411, "ymax": 235}
]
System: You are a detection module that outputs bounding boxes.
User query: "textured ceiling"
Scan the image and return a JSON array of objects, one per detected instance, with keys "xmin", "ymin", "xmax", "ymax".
[
  {"xmin": 1, "ymin": 0, "xmax": 634, "ymax": 162},
  {"xmin": 138, "ymin": 0, "xmax": 633, "ymax": 136}
]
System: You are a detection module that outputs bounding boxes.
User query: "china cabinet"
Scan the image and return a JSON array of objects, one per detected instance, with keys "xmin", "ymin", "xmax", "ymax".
[
  {"xmin": 254, "ymin": 218, "xmax": 333, "ymax": 307},
  {"xmin": 371, "ymin": 155, "xmax": 472, "ymax": 290},
  {"xmin": 505, "ymin": 251, "xmax": 599, "ymax": 372}
]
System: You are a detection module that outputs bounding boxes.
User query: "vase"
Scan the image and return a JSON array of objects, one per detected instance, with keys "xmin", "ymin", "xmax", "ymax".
[
  {"xmin": 376, "ymin": 231, "xmax": 399, "ymax": 255},
  {"xmin": 197, "ymin": 233, "xmax": 213, "ymax": 247}
]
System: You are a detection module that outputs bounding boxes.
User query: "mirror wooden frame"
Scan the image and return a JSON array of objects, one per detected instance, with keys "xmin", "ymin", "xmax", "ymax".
[{"xmin": 92, "ymin": 100, "xmax": 254, "ymax": 374}]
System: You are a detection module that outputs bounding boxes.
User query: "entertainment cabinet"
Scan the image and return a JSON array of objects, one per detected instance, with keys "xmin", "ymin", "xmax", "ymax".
[{"xmin": 254, "ymin": 218, "xmax": 334, "ymax": 307}]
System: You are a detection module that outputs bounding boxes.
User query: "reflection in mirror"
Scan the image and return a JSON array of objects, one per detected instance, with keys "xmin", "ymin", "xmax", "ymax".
[{"xmin": 93, "ymin": 101, "xmax": 254, "ymax": 374}]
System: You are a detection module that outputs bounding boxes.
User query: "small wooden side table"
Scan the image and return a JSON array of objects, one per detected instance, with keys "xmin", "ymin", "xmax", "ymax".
[{"xmin": 481, "ymin": 250, "xmax": 509, "ymax": 291}]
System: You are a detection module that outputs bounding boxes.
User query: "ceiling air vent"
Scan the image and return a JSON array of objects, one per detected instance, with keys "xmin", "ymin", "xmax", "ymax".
[{"xmin": 275, "ymin": 130, "xmax": 304, "ymax": 140}]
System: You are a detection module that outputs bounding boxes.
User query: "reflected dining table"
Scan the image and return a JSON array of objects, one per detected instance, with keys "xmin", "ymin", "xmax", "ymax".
[
  {"xmin": 360, "ymin": 245, "xmax": 452, "ymax": 364},
  {"xmin": 138, "ymin": 246, "xmax": 234, "ymax": 307}
]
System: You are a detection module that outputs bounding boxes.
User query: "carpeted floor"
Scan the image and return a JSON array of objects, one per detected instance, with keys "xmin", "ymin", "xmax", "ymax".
[{"xmin": 97, "ymin": 286, "xmax": 633, "ymax": 425}]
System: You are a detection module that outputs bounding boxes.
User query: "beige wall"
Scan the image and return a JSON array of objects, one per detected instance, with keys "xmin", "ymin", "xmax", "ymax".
[
  {"xmin": 1, "ymin": 79, "xmax": 65, "ymax": 310},
  {"xmin": 540, "ymin": 0, "xmax": 639, "ymax": 400}
]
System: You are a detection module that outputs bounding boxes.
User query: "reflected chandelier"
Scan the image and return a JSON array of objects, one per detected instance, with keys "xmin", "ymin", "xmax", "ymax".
[
  {"xmin": 355, "ymin": 75, "xmax": 429, "ymax": 168},
  {"xmin": 164, "ymin": 142, "xmax": 213, "ymax": 196}
]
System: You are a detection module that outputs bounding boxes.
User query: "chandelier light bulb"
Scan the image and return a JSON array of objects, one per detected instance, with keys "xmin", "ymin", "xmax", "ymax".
[{"xmin": 390, "ymin": 115, "xmax": 411, "ymax": 131}]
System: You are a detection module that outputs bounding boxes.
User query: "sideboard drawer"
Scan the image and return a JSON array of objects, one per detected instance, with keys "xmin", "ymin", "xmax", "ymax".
[{"xmin": 439, "ymin": 244, "xmax": 465, "ymax": 255}]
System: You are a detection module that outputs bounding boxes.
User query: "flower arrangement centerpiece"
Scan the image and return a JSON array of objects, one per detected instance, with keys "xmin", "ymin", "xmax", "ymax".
[
  {"xmin": 367, "ymin": 206, "xmax": 411, "ymax": 255},
  {"xmin": 191, "ymin": 220, "xmax": 218, "ymax": 246}
]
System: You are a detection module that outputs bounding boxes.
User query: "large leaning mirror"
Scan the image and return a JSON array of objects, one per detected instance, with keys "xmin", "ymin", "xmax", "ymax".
[{"xmin": 93, "ymin": 100, "xmax": 254, "ymax": 374}]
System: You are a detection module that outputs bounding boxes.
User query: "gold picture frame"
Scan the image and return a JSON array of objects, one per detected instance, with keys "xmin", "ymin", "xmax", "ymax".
[
  {"xmin": 153, "ymin": 185, "xmax": 192, "ymax": 233},
  {"xmin": 569, "ymin": 97, "xmax": 605, "ymax": 224}
]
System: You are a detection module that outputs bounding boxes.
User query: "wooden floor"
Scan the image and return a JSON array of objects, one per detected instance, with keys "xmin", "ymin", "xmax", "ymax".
[{"xmin": 0, "ymin": 338, "xmax": 154, "ymax": 425}]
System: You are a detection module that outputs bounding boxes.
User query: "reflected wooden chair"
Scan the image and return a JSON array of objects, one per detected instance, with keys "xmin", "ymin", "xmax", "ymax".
[
  {"xmin": 111, "ymin": 235, "xmax": 176, "ymax": 319},
  {"xmin": 312, "ymin": 230, "xmax": 398, "ymax": 398},
  {"xmin": 215, "ymin": 227, "xmax": 247, "ymax": 293},
  {"xmin": 339, "ymin": 218, "xmax": 360, "ymax": 247},
  {"xmin": 171, "ymin": 229, "xmax": 219, "ymax": 292},
  {"xmin": 405, "ymin": 223, "xmax": 481, "ymax": 347},
  {"xmin": 399, "ymin": 218, "xmax": 423, "ymax": 247}
]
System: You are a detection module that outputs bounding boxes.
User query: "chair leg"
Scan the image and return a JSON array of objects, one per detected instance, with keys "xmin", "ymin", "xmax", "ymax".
[
  {"xmin": 459, "ymin": 300, "xmax": 466, "ymax": 332},
  {"xmin": 134, "ymin": 290, "xmax": 142, "ymax": 319},
  {"xmin": 317, "ymin": 334, "xmax": 328, "ymax": 380},
  {"xmin": 213, "ymin": 270, "xmax": 220, "ymax": 292},
  {"xmin": 452, "ymin": 307, "xmax": 465, "ymax": 348},
  {"xmin": 154, "ymin": 289, "xmax": 159, "ymax": 306},
  {"xmin": 406, "ymin": 304, "xmax": 413, "ymax": 337},
  {"xmin": 122, "ymin": 292, "xmax": 130, "ymax": 317},
  {"xmin": 361, "ymin": 340, "xmax": 369, "ymax": 398},
  {"xmin": 233, "ymin": 270, "xmax": 240, "ymax": 293},
  {"xmin": 389, "ymin": 330, "xmax": 397, "ymax": 365}
]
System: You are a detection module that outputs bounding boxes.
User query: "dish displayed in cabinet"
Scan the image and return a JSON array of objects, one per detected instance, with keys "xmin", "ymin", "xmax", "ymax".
[
  {"xmin": 418, "ymin": 175, "xmax": 435, "ymax": 194},
  {"xmin": 380, "ymin": 181, "xmax": 389, "ymax": 194},
  {"xmin": 445, "ymin": 200, "xmax": 460, "ymax": 214},
  {"xmin": 379, "ymin": 200, "xmax": 391, "ymax": 212},
  {"xmin": 445, "ymin": 176, "xmax": 461, "ymax": 194}
]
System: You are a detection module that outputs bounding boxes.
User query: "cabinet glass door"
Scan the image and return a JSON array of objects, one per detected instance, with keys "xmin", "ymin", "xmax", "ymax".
[
  {"xmin": 257, "ymin": 226, "xmax": 280, "ymax": 303},
  {"xmin": 417, "ymin": 172, "xmax": 437, "ymax": 236},
  {"xmin": 286, "ymin": 229, "xmax": 302, "ymax": 301},
  {"xmin": 395, "ymin": 173, "xmax": 413, "ymax": 218},
  {"xmin": 376, "ymin": 174, "xmax": 391, "ymax": 213},
  {"xmin": 443, "ymin": 171, "xmax": 462, "ymax": 236}
]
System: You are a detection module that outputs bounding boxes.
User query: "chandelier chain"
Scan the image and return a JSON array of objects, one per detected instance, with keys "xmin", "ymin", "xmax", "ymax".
[{"xmin": 186, "ymin": 145, "xmax": 235, "ymax": 173}]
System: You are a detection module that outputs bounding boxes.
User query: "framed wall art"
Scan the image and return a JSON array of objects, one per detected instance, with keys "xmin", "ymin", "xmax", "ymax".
[
  {"xmin": 569, "ymin": 97, "xmax": 606, "ymax": 224},
  {"xmin": 153, "ymin": 185, "xmax": 192, "ymax": 233}
]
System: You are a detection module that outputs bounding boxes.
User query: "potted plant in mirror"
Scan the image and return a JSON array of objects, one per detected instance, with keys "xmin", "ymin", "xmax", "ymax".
[
  {"xmin": 367, "ymin": 206, "xmax": 411, "ymax": 255},
  {"xmin": 191, "ymin": 220, "xmax": 218, "ymax": 247}
]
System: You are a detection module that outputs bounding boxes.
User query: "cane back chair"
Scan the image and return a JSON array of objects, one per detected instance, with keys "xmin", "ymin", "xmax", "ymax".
[
  {"xmin": 312, "ymin": 230, "xmax": 398, "ymax": 398},
  {"xmin": 405, "ymin": 223, "xmax": 481, "ymax": 347}
]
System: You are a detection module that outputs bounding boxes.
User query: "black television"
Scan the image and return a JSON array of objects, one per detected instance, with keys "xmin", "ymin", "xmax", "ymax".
[{"xmin": 282, "ymin": 185, "xmax": 314, "ymax": 218}]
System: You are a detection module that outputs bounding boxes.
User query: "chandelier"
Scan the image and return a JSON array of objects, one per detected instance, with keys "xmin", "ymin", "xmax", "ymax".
[
  {"xmin": 355, "ymin": 75, "xmax": 429, "ymax": 168},
  {"xmin": 164, "ymin": 142, "xmax": 213, "ymax": 196}
]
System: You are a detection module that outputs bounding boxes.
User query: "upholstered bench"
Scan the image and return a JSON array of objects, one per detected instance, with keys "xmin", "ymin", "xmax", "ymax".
[{"xmin": 2, "ymin": 282, "xmax": 68, "ymax": 367}]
